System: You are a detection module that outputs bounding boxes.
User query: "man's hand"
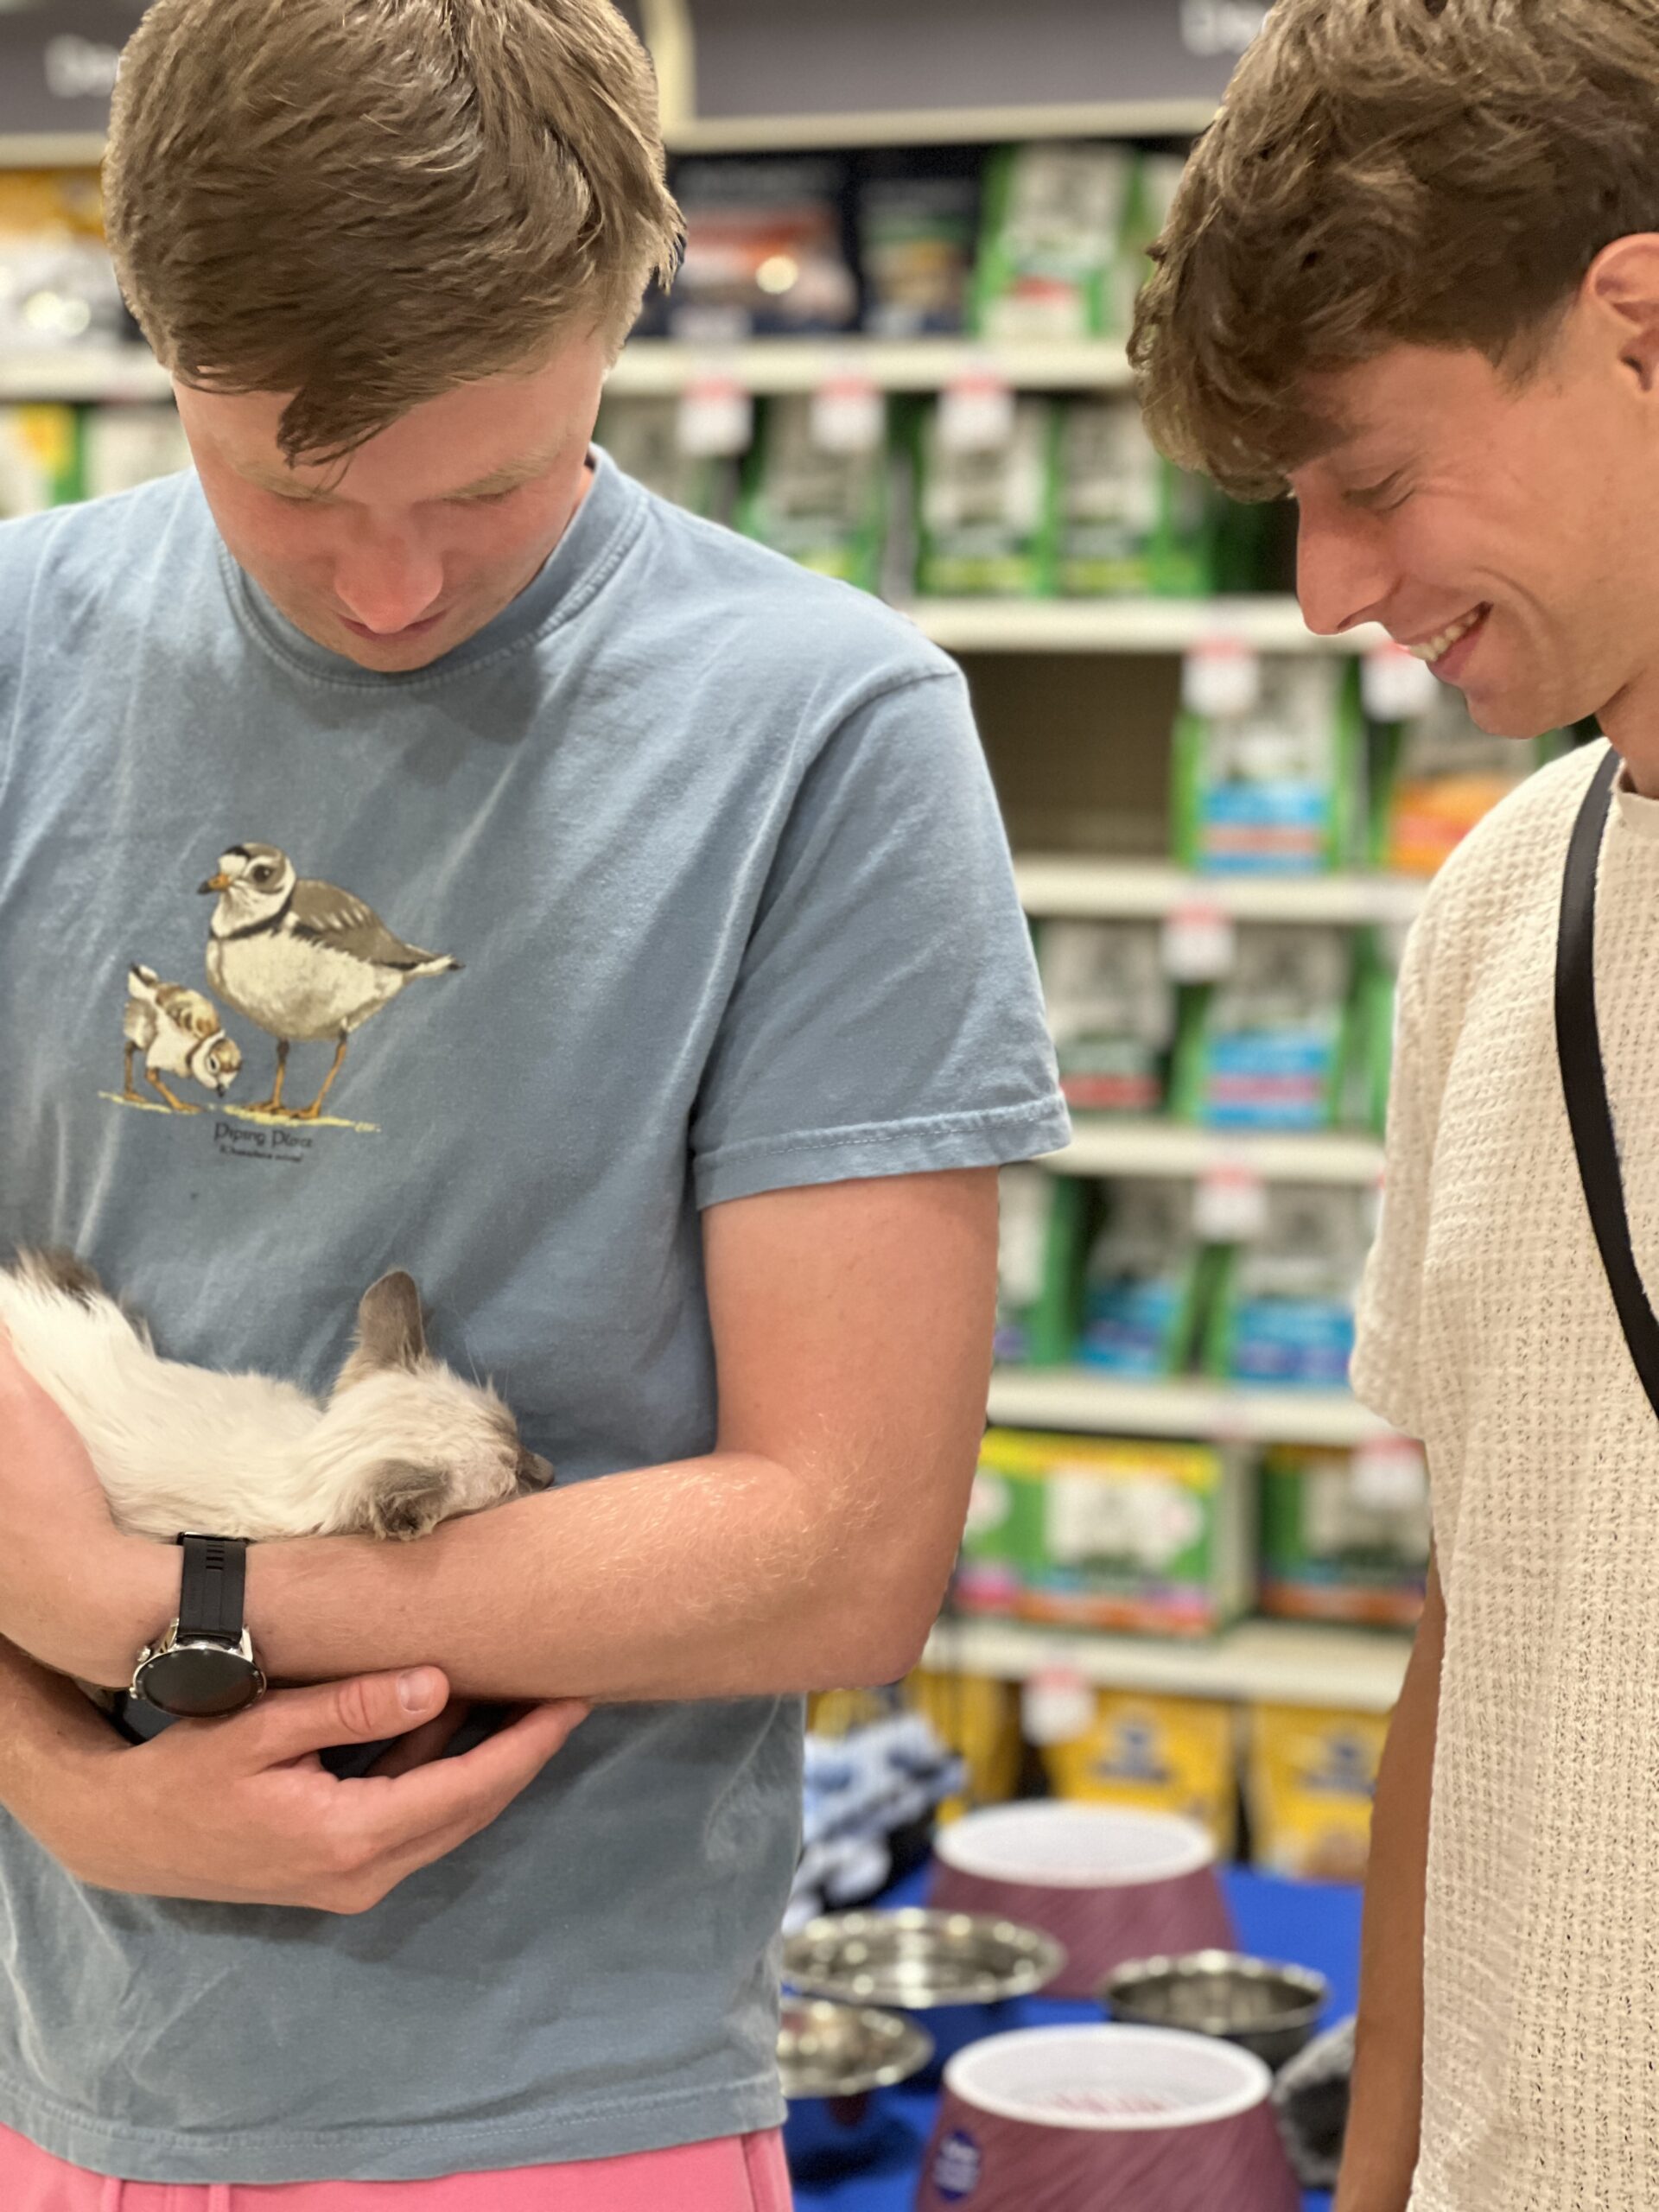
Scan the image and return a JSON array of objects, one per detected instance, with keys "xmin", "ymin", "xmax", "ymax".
[
  {"xmin": 0, "ymin": 1322, "xmax": 156, "ymax": 1684},
  {"xmin": 20, "ymin": 1665, "xmax": 588, "ymax": 1913}
]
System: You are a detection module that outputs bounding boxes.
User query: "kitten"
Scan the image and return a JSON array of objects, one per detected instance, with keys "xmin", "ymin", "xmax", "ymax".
[{"xmin": 0, "ymin": 1248, "xmax": 553, "ymax": 1545}]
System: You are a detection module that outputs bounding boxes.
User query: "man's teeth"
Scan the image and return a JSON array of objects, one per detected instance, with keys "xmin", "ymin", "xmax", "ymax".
[{"xmin": 1406, "ymin": 608, "xmax": 1484, "ymax": 663}]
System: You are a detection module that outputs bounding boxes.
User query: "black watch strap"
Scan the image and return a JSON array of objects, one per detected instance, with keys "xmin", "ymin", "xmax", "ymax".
[{"xmin": 177, "ymin": 1532, "xmax": 248, "ymax": 1643}]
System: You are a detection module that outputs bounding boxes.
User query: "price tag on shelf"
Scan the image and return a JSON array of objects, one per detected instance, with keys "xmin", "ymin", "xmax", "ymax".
[
  {"xmin": 1020, "ymin": 1665, "xmax": 1096, "ymax": 1748},
  {"xmin": 1194, "ymin": 1160, "xmax": 1269, "ymax": 1243},
  {"xmin": 677, "ymin": 377, "xmax": 753, "ymax": 457},
  {"xmin": 1182, "ymin": 637, "xmax": 1261, "ymax": 718},
  {"xmin": 1161, "ymin": 901, "xmax": 1236, "ymax": 982},
  {"xmin": 1351, "ymin": 1434, "xmax": 1429, "ymax": 1513},
  {"xmin": 810, "ymin": 373, "xmax": 884, "ymax": 454},
  {"xmin": 1361, "ymin": 641, "xmax": 1440, "ymax": 723},
  {"xmin": 938, "ymin": 371, "xmax": 1016, "ymax": 454}
]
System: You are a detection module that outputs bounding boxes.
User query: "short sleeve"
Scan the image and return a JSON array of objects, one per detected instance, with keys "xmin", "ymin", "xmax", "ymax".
[
  {"xmin": 1350, "ymin": 904, "xmax": 1446, "ymax": 1439},
  {"xmin": 690, "ymin": 666, "xmax": 1071, "ymax": 1207}
]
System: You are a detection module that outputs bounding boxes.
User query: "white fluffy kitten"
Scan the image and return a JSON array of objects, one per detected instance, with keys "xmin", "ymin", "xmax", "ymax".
[{"xmin": 0, "ymin": 1249, "xmax": 553, "ymax": 1544}]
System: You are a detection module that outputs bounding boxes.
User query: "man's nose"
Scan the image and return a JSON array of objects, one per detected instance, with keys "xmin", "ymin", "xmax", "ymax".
[
  {"xmin": 1295, "ymin": 509, "xmax": 1396, "ymax": 639},
  {"xmin": 332, "ymin": 527, "xmax": 445, "ymax": 632}
]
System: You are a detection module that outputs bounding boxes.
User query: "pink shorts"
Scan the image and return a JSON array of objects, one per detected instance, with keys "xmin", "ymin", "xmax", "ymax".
[{"xmin": 0, "ymin": 2120, "xmax": 793, "ymax": 2212}]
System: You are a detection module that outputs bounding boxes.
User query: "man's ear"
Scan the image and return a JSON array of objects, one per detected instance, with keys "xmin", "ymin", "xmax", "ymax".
[
  {"xmin": 334, "ymin": 1271, "xmax": 427, "ymax": 1395},
  {"xmin": 1587, "ymin": 234, "xmax": 1659, "ymax": 393}
]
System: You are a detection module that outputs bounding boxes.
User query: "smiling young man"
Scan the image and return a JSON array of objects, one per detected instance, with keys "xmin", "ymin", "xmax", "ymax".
[
  {"xmin": 0, "ymin": 1, "xmax": 1069, "ymax": 2206},
  {"xmin": 1131, "ymin": 3, "xmax": 1659, "ymax": 2208}
]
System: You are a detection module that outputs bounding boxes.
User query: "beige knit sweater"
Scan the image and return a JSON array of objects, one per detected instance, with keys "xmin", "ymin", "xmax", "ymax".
[{"xmin": 1353, "ymin": 738, "xmax": 1659, "ymax": 2211}]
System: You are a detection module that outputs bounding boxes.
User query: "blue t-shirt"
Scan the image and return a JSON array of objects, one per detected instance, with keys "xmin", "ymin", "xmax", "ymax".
[{"xmin": 0, "ymin": 449, "xmax": 1068, "ymax": 2183}]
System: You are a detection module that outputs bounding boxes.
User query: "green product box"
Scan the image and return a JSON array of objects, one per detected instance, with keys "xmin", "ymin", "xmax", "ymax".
[
  {"xmin": 995, "ymin": 1166, "xmax": 1086, "ymax": 1367},
  {"xmin": 1259, "ymin": 1443, "xmax": 1429, "ymax": 1630},
  {"xmin": 1200, "ymin": 1184, "xmax": 1373, "ymax": 1392},
  {"xmin": 735, "ymin": 394, "xmax": 889, "ymax": 593},
  {"xmin": 594, "ymin": 394, "xmax": 737, "ymax": 520},
  {"xmin": 957, "ymin": 1428, "xmax": 1254, "ymax": 1639},
  {"xmin": 912, "ymin": 395, "xmax": 1059, "ymax": 597},
  {"xmin": 1173, "ymin": 658, "xmax": 1366, "ymax": 875},
  {"xmin": 970, "ymin": 143, "xmax": 1137, "ymax": 341},
  {"xmin": 1055, "ymin": 398, "xmax": 1217, "ymax": 599},
  {"xmin": 1168, "ymin": 925, "xmax": 1363, "ymax": 1135}
]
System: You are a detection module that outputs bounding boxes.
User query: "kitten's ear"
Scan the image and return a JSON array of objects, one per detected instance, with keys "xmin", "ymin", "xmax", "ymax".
[
  {"xmin": 334, "ymin": 1271, "xmax": 427, "ymax": 1395},
  {"xmin": 362, "ymin": 1460, "xmax": 451, "ymax": 1541}
]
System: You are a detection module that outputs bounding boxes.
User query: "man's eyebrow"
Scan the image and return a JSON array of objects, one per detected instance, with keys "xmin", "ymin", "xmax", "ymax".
[
  {"xmin": 232, "ymin": 446, "xmax": 563, "ymax": 501},
  {"xmin": 1341, "ymin": 463, "xmax": 1408, "ymax": 509}
]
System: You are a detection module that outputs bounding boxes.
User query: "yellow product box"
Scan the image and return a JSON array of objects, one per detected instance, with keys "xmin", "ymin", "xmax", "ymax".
[
  {"xmin": 1245, "ymin": 1702, "xmax": 1389, "ymax": 1884},
  {"xmin": 1042, "ymin": 1689, "xmax": 1237, "ymax": 1857},
  {"xmin": 905, "ymin": 1668, "xmax": 1024, "ymax": 1823}
]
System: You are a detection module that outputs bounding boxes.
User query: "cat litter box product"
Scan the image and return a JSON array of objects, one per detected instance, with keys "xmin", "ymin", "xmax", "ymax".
[
  {"xmin": 994, "ymin": 1166, "xmax": 1085, "ymax": 1368},
  {"xmin": 1370, "ymin": 681, "xmax": 1551, "ymax": 876},
  {"xmin": 1172, "ymin": 925, "xmax": 1357, "ymax": 1133},
  {"xmin": 1038, "ymin": 918, "xmax": 1174, "ymax": 1114},
  {"xmin": 1173, "ymin": 657, "xmax": 1364, "ymax": 874},
  {"xmin": 81, "ymin": 404, "xmax": 192, "ymax": 499},
  {"xmin": 1077, "ymin": 1179, "xmax": 1207, "ymax": 1377},
  {"xmin": 1042, "ymin": 1691, "xmax": 1239, "ymax": 1856},
  {"xmin": 928, "ymin": 1805, "xmax": 1237, "ymax": 2001},
  {"xmin": 1205, "ymin": 1184, "xmax": 1371, "ymax": 1391},
  {"xmin": 0, "ymin": 404, "xmax": 79, "ymax": 515},
  {"xmin": 1246, "ymin": 1704, "xmax": 1389, "ymax": 1884},
  {"xmin": 1055, "ymin": 397, "xmax": 1216, "ymax": 599},
  {"xmin": 918, "ymin": 2024, "xmax": 1300, "ymax": 2212},
  {"xmin": 971, "ymin": 143, "xmax": 1138, "ymax": 340},
  {"xmin": 1260, "ymin": 1444, "xmax": 1429, "ymax": 1630},
  {"xmin": 594, "ymin": 395, "xmax": 734, "ymax": 518},
  {"xmin": 735, "ymin": 393, "xmax": 887, "ymax": 592},
  {"xmin": 856, "ymin": 169, "xmax": 978, "ymax": 337},
  {"xmin": 960, "ymin": 1428, "xmax": 1250, "ymax": 1639},
  {"xmin": 670, "ymin": 157, "xmax": 858, "ymax": 340},
  {"xmin": 912, "ymin": 395, "xmax": 1059, "ymax": 597}
]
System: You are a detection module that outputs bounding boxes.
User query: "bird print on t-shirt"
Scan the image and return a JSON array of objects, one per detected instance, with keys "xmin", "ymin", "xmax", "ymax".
[
  {"xmin": 198, "ymin": 842, "xmax": 462, "ymax": 1122},
  {"xmin": 121, "ymin": 963, "xmax": 244, "ymax": 1113}
]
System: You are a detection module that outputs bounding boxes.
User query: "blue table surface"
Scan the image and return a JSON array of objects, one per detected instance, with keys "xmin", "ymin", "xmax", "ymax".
[{"xmin": 790, "ymin": 1859, "xmax": 1361, "ymax": 2212}]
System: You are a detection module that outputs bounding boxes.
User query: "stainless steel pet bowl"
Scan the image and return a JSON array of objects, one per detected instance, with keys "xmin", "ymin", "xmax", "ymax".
[
  {"xmin": 783, "ymin": 1907, "xmax": 1065, "ymax": 2009},
  {"xmin": 1101, "ymin": 1951, "xmax": 1330, "ymax": 2070},
  {"xmin": 777, "ymin": 1998, "xmax": 934, "ymax": 2101}
]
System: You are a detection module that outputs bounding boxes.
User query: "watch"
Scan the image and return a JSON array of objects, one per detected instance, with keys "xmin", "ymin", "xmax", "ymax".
[{"xmin": 130, "ymin": 1533, "xmax": 267, "ymax": 1718}]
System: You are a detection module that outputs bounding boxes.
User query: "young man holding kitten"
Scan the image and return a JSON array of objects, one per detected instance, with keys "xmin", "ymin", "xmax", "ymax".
[{"xmin": 0, "ymin": 3, "xmax": 1068, "ymax": 2206}]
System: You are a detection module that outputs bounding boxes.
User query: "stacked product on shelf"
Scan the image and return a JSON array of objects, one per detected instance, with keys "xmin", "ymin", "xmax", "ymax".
[
  {"xmin": 1038, "ymin": 917, "xmax": 1173, "ymax": 1113},
  {"xmin": 1169, "ymin": 924, "xmax": 1362, "ymax": 1131},
  {"xmin": 0, "ymin": 169, "xmax": 130, "ymax": 359},
  {"xmin": 0, "ymin": 404, "xmax": 79, "ymax": 517},
  {"xmin": 1203, "ymin": 1184, "xmax": 1374, "ymax": 1390},
  {"xmin": 1259, "ymin": 1443, "xmax": 1429, "ymax": 1628},
  {"xmin": 591, "ymin": 391, "xmax": 735, "ymax": 518},
  {"xmin": 911, "ymin": 392, "xmax": 1058, "ymax": 596},
  {"xmin": 1246, "ymin": 1703, "xmax": 1388, "ymax": 1882},
  {"xmin": 855, "ymin": 156, "xmax": 981, "ymax": 337},
  {"xmin": 1039, "ymin": 1688, "xmax": 1238, "ymax": 1853},
  {"xmin": 1077, "ymin": 1177, "xmax": 1209, "ymax": 1377},
  {"xmin": 658, "ymin": 156, "xmax": 861, "ymax": 340},
  {"xmin": 959, "ymin": 1427, "xmax": 1253, "ymax": 1639},
  {"xmin": 734, "ymin": 392, "xmax": 889, "ymax": 591},
  {"xmin": 1173, "ymin": 657, "xmax": 1367, "ymax": 875},
  {"xmin": 970, "ymin": 140, "xmax": 1138, "ymax": 340},
  {"xmin": 994, "ymin": 1167, "xmax": 1089, "ymax": 1368},
  {"xmin": 0, "ymin": 402, "xmax": 193, "ymax": 519},
  {"xmin": 1054, "ymin": 394, "xmax": 1217, "ymax": 598}
]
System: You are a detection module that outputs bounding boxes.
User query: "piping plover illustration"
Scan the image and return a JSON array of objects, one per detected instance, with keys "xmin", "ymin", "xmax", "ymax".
[
  {"xmin": 199, "ymin": 842, "xmax": 461, "ymax": 1121},
  {"xmin": 121, "ymin": 963, "xmax": 244, "ymax": 1113}
]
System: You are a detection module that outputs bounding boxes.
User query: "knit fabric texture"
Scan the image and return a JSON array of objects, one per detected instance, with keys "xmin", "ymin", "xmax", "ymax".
[{"xmin": 1353, "ymin": 737, "xmax": 1659, "ymax": 2210}]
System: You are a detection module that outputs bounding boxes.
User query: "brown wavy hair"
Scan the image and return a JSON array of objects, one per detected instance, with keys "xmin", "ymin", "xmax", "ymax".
[
  {"xmin": 105, "ymin": 0, "xmax": 682, "ymax": 464},
  {"xmin": 1130, "ymin": 0, "xmax": 1659, "ymax": 499}
]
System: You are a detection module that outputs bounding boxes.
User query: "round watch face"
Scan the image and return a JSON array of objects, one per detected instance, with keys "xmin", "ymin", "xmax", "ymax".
[{"xmin": 135, "ymin": 1642, "xmax": 262, "ymax": 1717}]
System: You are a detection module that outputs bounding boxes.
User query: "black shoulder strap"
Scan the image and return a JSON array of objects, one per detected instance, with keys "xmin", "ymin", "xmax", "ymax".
[{"xmin": 1555, "ymin": 747, "xmax": 1659, "ymax": 1418}]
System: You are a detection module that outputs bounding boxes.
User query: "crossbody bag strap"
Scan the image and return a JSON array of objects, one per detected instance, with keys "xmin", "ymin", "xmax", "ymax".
[{"xmin": 1554, "ymin": 745, "xmax": 1659, "ymax": 1420}]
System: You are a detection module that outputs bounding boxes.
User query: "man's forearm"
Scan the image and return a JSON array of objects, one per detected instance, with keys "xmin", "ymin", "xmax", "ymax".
[
  {"xmin": 0, "ymin": 1637, "xmax": 113, "ymax": 1849},
  {"xmin": 225, "ymin": 1446, "xmax": 942, "ymax": 1704},
  {"xmin": 1335, "ymin": 1550, "xmax": 1445, "ymax": 2212}
]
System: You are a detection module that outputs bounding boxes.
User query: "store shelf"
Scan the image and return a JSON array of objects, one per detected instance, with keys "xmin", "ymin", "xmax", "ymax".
[
  {"xmin": 899, "ymin": 599, "xmax": 1389, "ymax": 656},
  {"xmin": 1015, "ymin": 855, "xmax": 1429, "ymax": 927},
  {"xmin": 1046, "ymin": 1122, "xmax": 1385, "ymax": 1185},
  {"xmin": 924, "ymin": 1613, "xmax": 1411, "ymax": 1713},
  {"xmin": 987, "ymin": 1369, "xmax": 1392, "ymax": 1447},
  {"xmin": 608, "ymin": 336, "xmax": 1133, "ymax": 396},
  {"xmin": 662, "ymin": 99, "xmax": 1219, "ymax": 156},
  {"xmin": 0, "ymin": 352, "xmax": 174, "ymax": 403}
]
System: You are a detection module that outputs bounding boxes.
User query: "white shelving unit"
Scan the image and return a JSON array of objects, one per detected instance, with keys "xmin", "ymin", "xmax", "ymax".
[
  {"xmin": 900, "ymin": 598, "xmax": 1388, "ymax": 656},
  {"xmin": 1015, "ymin": 855, "xmax": 1427, "ymax": 927},
  {"xmin": 987, "ymin": 1368, "xmax": 1390, "ymax": 1447},
  {"xmin": 924, "ymin": 1613, "xmax": 1410, "ymax": 1713},
  {"xmin": 608, "ymin": 336, "xmax": 1133, "ymax": 397},
  {"xmin": 0, "ymin": 352, "xmax": 174, "ymax": 404},
  {"xmin": 1046, "ymin": 1121, "xmax": 1384, "ymax": 1185}
]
